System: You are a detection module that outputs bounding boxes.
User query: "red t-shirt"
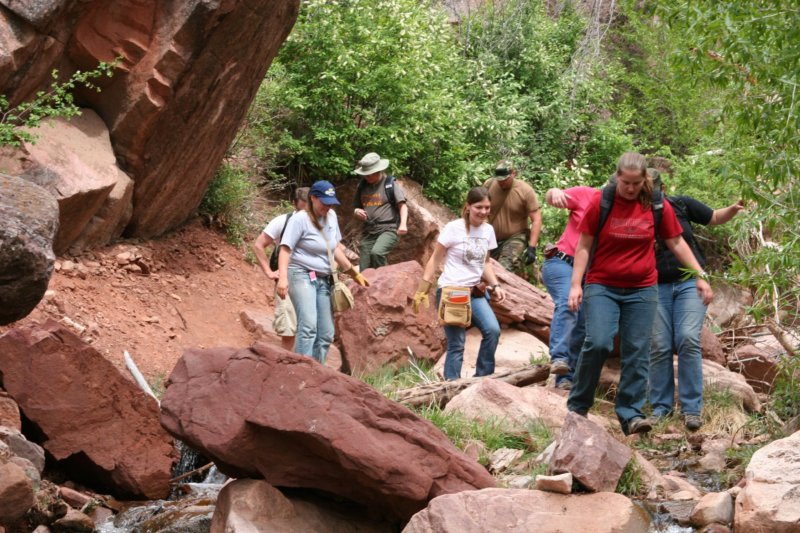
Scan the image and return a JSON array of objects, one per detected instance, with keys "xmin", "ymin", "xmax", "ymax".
[{"xmin": 579, "ymin": 193, "xmax": 683, "ymax": 288}]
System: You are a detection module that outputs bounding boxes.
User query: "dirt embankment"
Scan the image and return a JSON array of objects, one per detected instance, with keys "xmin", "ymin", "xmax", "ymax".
[{"xmin": 1, "ymin": 219, "xmax": 273, "ymax": 383}]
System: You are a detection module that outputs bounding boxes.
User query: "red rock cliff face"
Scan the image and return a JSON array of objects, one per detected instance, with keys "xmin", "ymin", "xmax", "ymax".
[{"xmin": 0, "ymin": 0, "xmax": 299, "ymax": 238}]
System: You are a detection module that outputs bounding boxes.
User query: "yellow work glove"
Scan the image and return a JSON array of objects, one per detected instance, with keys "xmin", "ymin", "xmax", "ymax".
[
  {"xmin": 344, "ymin": 267, "xmax": 370, "ymax": 287},
  {"xmin": 412, "ymin": 279, "xmax": 432, "ymax": 313}
]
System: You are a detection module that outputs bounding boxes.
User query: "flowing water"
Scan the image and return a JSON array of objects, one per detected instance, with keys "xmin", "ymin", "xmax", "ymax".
[{"xmin": 96, "ymin": 442, "xmax": 228, "ymax": 532}]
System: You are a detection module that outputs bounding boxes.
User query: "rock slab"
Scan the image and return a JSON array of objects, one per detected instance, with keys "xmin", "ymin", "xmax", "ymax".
[
  {"xmin": 550, "ymin": 411, "xmax": 632, "ymax": 492},
  {"xmin": 403, "ymin": 488, "xmax": 650, "ymax": 533},
  {"xmin": 335, "ymin": 261, "xmax": 445, "ymax": 375},
  {"xmin": 210, "ymin": 478, "xmax": 394, "ymax": 532},
  {"xmin": 735, "ymin": 429, "xmax": 800, "ymax": 533},
  {"xmin": 160, "ymin": 342, "xmax": 495, "ymax": 521},
  {"xmin": 0, "ymin": 320, "xmax": 177, "ymax": 498}
]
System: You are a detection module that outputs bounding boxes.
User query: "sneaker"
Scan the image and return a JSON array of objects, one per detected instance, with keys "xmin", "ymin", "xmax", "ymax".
[
  {"xmin": 628, "ymin": 417, "xmax": 653, "ymax": 435},
  {"xmin": 556, "ymin": 380, "xmax": 573, "ymax": 391},
  {"xmin": 684, "ymin": 414, "xmax": 702, "ymax": 431},
  {"xmin": 550, "ymin": 360, "xmax": 570, "ymax": 376}
]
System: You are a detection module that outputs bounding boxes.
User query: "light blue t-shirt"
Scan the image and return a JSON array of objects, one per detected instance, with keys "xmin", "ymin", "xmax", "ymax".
[{"xmin": 280, "ymin": 210, "xmax": 342, "ymax": 274}]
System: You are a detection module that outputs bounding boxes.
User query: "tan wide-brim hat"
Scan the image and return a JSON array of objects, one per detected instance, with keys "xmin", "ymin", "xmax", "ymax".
[{"xmin": 354, "ymin": 152, "xmax": 390, "ymax": 175}]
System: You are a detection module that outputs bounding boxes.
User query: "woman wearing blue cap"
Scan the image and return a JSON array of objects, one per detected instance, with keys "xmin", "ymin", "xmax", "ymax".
[{"xmin": 276, "ymin": 180, "xmax": 369, "ymax": 363}]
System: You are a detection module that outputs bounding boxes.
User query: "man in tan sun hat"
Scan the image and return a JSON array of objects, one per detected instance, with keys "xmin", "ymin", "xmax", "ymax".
[
  {"xmin": 353, "ymin": 152, "xmax": 408, "ymax": 270},
  {"xmin": 482, "ymin": 159, "xmax": 542, "ymax": 274}
]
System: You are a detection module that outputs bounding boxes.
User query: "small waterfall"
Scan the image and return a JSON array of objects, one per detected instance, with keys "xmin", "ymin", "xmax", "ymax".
[{"xmin": 172, "ymin": 441, "xmax": 210, "ymax": 482}]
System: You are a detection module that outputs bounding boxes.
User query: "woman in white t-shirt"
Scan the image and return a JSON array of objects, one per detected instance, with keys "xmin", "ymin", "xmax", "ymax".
[{"xmin": 413, "ymin": 186, "xmax": 506, "ymax": 380}]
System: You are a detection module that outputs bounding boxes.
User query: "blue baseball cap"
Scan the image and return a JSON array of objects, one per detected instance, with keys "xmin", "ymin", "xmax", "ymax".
[{"xmin": 309, "ymin": 180, "xmax": 340, "ymax": 205}]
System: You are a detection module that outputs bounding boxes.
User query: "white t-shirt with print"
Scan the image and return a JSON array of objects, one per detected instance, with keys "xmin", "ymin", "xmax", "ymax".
[
  {"xmin": 437, "ymin": 219, "xmax": 497, "ymax": 288},
  {"xmin": 280, "ymin": 210, "xmax": 341, "ymax": 274}
]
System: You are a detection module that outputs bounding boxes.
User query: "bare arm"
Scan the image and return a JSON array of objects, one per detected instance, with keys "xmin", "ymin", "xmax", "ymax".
[
  {"xmin": 333, "ymin": 245, "xmax": 354, "ymax": 271},
  {"xmin": 276, "ymin": 245, "xmax": 292, "ymax": 299},
  {"xmin": 664, "ymin": 236, "xmax": 714, "ymax": 304},
  {"xmin": 545, "ymin": 188, "xmax": 571, "ymax": 209},
  {"xmin": 252, "ymin": 232, "xmax": 278, "ymax": 280},
  {"xmin": 709, "ymin": 200, "xmax": 745, "ymax": 226},
  {"xmin": 528, "ymin": 209, "xmax": 542, "ymax": 247},
  {"xmin": 421, "ymin": 243, "xmax": 447, "ymax": 284},
  {"xmin": 483, "ymin": 254, "xmax": 506, "ymax": 302},
  {"xmin": 397, "ymin": 202, "xmax": 409, "ymax": 235},
  {"xmin": 567, "ymin": 232, "xmax": 594, "ymax": 311}
]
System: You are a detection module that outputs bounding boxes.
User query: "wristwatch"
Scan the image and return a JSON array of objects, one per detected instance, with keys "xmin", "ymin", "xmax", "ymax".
[{"xmin": 489, "ymin": 284, "xmax": 501, "ymax": 291}]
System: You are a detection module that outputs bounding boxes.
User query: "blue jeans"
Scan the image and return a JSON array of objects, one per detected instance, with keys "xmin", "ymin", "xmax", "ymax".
[
  {"xmin": 542, "ymin": 257, "xmax": 585, "ymax": 386},
  {"xmin": 288, "ymin": 267, "xmax": 335, "ymax": 364},
  {"xmin": 650, "ymin": 280, "xmax": 706, "ymax": 417},
  {"xmin": 567, "ymin": 283, "xmax": 658, "ymax": 434},
  {"xmin": 437, "ymin": 289, "xmax": 501, "ymax": 380}
]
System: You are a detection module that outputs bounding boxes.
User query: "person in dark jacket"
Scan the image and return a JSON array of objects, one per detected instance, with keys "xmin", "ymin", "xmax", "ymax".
[{"xmin": 649, "ymin": 169, "xmax": 744, "ymax": 431}]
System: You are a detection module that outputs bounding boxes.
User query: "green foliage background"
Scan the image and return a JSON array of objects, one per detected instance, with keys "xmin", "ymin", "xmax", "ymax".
[{"xmin": 214, "ymin": 0, "xmax": 798, "ymax": 331}]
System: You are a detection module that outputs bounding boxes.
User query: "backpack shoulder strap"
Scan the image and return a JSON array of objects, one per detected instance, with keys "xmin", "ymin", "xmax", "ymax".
[
  {"xmin": 384, "ymin": 175, "xmax": 397, "ymax": 208},
  {"xmin": 279, "ymin": 211, "xmax": 293, "ymax": 239},
  {"xmin": 587, "ymin": 183, "xmax": 616, "ymax": 272},
  {"xmin": 651, "ymin": 188, "xmax": 664, "ymax": 238}
]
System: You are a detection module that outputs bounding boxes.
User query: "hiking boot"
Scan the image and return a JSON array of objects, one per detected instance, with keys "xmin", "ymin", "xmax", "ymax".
[
  {"xmin": 556, "ymin": 380, "xmax": 573, "ymax": 391},
  {"xmin": 628, "ymin": 417, "xmax": 653, "ymax": 435},
  {"xmin": 683, "ymin": 414, "xmax": 702, "ymax": 431},
  {"xmin": 550, "ymin": 360, "xmax": 570, "ymax": 376}
]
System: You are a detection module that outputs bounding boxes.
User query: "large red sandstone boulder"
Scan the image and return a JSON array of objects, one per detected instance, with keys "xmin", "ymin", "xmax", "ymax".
[
  {"xmin": 0, "ymin": 320, "xmax": 177, "ymax": 499},
  {"xmin": 160, "ymin": 343, "xmax": 495, "ymax": 521},
  {"xmin": 336, "ymin": 261, "xmax": 445, "ymax": 375},
  {"xmin": 0, "ymin": 174, "xmax": 58, "ymax": 325},
  {"xmin": 489, "ymin": 260, "xmax": 553, "ymax": 344},
  {"xmin": 0, "ymin": 111, "xmax": 132, "ymax": 254},
  {"xmin": 403, "ymin": 488, "xmax": 650, "ymax": 533},
  {"xmin": 735, "ymin": 429, "xmax": 800, "ymax": 532},
  {"xmin": 0, "ymin": 0, "xmax": 300, "ymax": 240}
]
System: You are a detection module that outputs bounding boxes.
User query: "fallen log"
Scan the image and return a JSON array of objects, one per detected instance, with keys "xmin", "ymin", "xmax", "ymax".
[{"xmin": 393, "ymin": 365, "xmax": 550, "ymax": 409}]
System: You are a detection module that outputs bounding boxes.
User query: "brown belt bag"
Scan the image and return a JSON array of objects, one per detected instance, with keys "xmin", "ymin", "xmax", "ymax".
[{"xmin": 438, "ymin": 286, "xmax": 472, "ymax": 327}]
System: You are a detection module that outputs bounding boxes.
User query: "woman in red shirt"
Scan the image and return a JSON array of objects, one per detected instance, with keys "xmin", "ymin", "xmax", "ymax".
[{"xmin": 566, "ymin": 152, "xmax": 713, "ymax": 435}]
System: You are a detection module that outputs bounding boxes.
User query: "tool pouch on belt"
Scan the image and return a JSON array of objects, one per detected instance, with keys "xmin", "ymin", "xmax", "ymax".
[{"xmin": 438, "ymin": 286, "xmax": 472, "ymax": 327}]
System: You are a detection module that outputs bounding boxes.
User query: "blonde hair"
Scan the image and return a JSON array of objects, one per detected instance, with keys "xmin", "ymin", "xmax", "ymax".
[{"xmin": 616, "ymin": 152, "xmax": 653, "ymax": 209}]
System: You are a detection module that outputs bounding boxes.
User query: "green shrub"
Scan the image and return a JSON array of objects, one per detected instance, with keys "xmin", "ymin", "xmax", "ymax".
[
  {"xmin": 771, "ymin": 356, "xmax": 800, "ymax": 422},
  {"xmin": 616, "ymin": 459, "xmax": 645, "ymax": 497},
  {"xmin": 199, "ymin": 163, "xmax": 257, "ymax": 246}
]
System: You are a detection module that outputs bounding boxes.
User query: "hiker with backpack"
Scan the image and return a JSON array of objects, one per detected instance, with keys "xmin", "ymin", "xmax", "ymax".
[
  {"xmin": 541, "ymin": 185, "xmax": 598, "ymax": 391},
  {"xmin": 649, "ymin": 169, "xmax": 744, "ymax": 431},
  {"xmin": 483, "ymin": 160, "xmax": 542, "ymax": 274},
  {"xmin": 565, "ymin": 152, "xmax": 713, "ymax": 435},
  {"xmin": 353, "ymin": 152, "xmax": 408, "ymax": 270},
  {"xmin": 252, "ymin": 187, "xmax": 309, "ymax": 350},
  {"xmin": 411, "ymin": 186, "xmax": 506, "ymax": 381},
  {"xmin": 276, "ymin": 181, "xmax": 370, "ymax": 363}
]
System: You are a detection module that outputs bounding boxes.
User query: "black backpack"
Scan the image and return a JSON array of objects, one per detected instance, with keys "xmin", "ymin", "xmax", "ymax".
[
  {"xmin": 268, "ymin": 212, "xmax": 293, "ymax": 271},
  {"xmin": 354, "ymin": 175, "xmax": 400, "ymax": 224},
  {"xmin": 588, "ymin": 182, "xmax": 665, "ymax": 269}
]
